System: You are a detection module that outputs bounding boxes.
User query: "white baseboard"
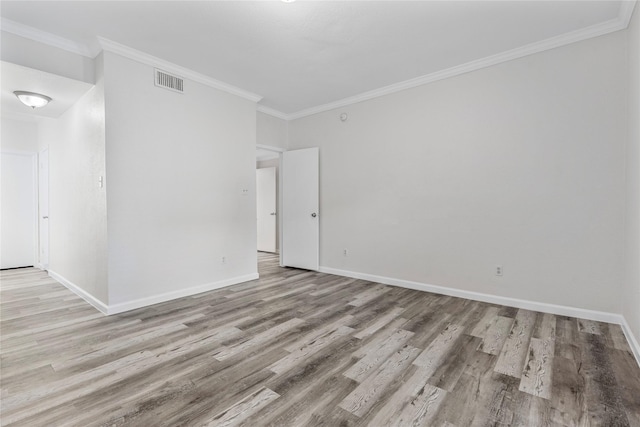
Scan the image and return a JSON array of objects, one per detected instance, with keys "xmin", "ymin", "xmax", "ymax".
[
  {"xmin": 48, "ymin": 270, "xmax": 259, "ymax": 315},
  {"xmin": 45, "ymin": 264, "xmax": 640, "ymax": 368},
  {"xmin": 320, "ymin": 265, "xmax": 640, "ymax": 367},
  {"xmin": 48, "ymin": 270, "xmax": 109, "ymax": 314},
  {"xmin": 105, "ymin": 273, "xmax": 259, "ymax": 315},
  {"xmin": 319, "ymin": 266, "xmax": 622, "ymax": 324},
  {"xmin": 621, "ymin": 317, "xmax": 640, "ymax": 368}
]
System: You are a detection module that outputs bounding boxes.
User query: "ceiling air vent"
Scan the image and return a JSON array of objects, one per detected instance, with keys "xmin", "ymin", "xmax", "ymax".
[{"xmin": 154, "ymin": 69, "xmax": 184, "ymax": 93}]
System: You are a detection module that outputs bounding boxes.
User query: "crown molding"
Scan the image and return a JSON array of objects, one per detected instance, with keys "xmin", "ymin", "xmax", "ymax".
[
  {"xmin": 3, "ymin": 0, "xmax": 636, "ymax": 119},
  {"xmin": 0, "ymin": 18, "xmax": 97, "ymax": 58},
  {"xmin": 619, "ymin": 0, "xmax": 637, "ymax": 28},
  {"xmin": 256, "ymin": 105, "xmax": 289, "ymax": 120},
  {"xmin": 287, "ymin": 14, "xmax": 630, "ymax": 120},
  {"xmin": 0, "ymin": 18, "xmax": 263, "ymax": 105},
  {"xmin": 97, "ymin": 37, "xmax": 262, "ymax": 103}
]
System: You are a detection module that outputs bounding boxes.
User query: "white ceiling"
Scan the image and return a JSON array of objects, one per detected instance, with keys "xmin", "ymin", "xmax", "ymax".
[
  {"xmin": 0, "ymin": 1, "xmax": 630, "ymax": 117},
  {"xmin": 1, "ymin": 61, "xmax": 94, "ymax": 120}
]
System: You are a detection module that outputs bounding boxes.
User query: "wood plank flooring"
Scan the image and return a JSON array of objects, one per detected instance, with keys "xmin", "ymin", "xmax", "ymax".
[{"xmin": 1, "ymin": 253, "xmax": 639, "ymax": 426}]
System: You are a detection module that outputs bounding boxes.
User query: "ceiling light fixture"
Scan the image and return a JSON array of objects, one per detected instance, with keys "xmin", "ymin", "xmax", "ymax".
[
  {"xmin": 13, "ymin": 91, "xmax": 52, "ymax": 109},
  {"xmin": 281, "ymin": 0, "xmax": 296, "ymax": 3}
]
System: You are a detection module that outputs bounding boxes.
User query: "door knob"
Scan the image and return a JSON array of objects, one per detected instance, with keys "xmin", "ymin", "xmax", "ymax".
[
  {"xmin": 270, "ymin": 212, "xmax": 276, "ymax": 216},
  {"xmin": 311, "ymin": 213, "xmax": 317, "ymax": 218},
  {"xmin": 42, "ymin": 216, "xmax": 49, "ymax": 219}
]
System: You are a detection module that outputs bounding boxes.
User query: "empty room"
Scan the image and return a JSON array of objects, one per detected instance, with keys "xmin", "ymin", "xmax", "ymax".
[{"xmin": 1, "ymin": 1, "xmax": 639, "ymax": 426}]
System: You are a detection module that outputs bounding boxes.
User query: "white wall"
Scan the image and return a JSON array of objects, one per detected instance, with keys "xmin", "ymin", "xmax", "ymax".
[
  {"xmin": 257, "ymin": 111, "xmax": 288, "ymax": 150},
  {"xmin": 624, "ymin": 6, "xmax": 640, "ymax": 348},
  {"xmin": 103, "ymin": 51, "xmax": 258, "ymax": 306},
  {"xmin": 1, "ymin": 117, "xmax": 39, "ymax": 152},
  {"xmin": 0, "ymin": 31, "xmax": 95, "ymax": 84},
  {"xmin": 289, "ymin": 30, "xmax": 627, "ymax": 314},
  {"xmin": 38, "ymin": 53, "xmax": 108, "ymax": 303}
]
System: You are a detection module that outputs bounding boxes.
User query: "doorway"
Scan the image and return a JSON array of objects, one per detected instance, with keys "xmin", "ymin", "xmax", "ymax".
[
  {"xmin": 255, "ymin": 145, "xmax": 320, "ymax": 271},
  {"xmin": 256, "ymin": 166, "xmax": 277, "ymax": 253},
  {"xmin": 256, "ymin": 145, "xmax": 283, "ymax": 259},
  {"xmin": 0, "ymin": 151, "xmax": 38, "ymax": 269}
]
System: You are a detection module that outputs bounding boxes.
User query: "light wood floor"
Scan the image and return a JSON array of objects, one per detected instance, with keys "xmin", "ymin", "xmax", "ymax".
[{"xmin": 1, "ymin": 253, "xmax": 639, "ymax": 426}]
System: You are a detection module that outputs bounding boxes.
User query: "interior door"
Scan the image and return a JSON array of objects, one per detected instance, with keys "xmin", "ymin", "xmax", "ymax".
[
  {"xmin": 282, "ymin": 147, "xmax": 319, "ymax": 271},
  {"xmin": 0, "ymin": 152, "xmax": 36, "ymax": 269},
  {"xmin": 256, "ymin": 167, "xmax": 277, "ymax": 253},
  {"xmin": 39, "ymin": 149, "xmax": 49, "ymax": 268}
]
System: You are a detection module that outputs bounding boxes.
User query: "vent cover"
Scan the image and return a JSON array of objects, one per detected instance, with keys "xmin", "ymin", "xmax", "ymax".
[{"xmin": 154, "ymin": 69, "xmax": 184, "ymax": 93}]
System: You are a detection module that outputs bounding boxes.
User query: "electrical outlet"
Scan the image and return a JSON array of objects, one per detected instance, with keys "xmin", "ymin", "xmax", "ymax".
[
  {"xmin": 496, "ymin": 265, "xmax": 503, "ymax": 276},
  {"xmin": 221, "ymin": 256, "xmax": 226, "ymax": 264},
  {"xmin": 343, "ymin": 249, "xmax": 348, "ymax": 257}
]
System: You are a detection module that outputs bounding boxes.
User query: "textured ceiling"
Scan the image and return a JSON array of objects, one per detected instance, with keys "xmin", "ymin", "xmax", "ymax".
[{"xmin": 0, "ymin": 1, "xmax": 626, "ymax": 116}]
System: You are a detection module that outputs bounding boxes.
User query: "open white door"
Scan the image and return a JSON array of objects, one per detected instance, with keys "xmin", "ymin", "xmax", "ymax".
[
  {"xmin": 282, "ymin": 147, "xmax": 319, "ymax": 271},
  {"xmin": 38, "ymin": 149, "xmax": 49, "ymax": 268},
  {"xmin": 256, "ymin": 167, "xmax": 277, "ymax": 253}
]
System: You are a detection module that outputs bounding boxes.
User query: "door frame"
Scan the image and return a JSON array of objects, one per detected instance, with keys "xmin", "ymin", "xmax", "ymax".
[
  {"xmin": 38, "ymin": 147, "xmax": 49, "ymax": 270},
  {"xmin": 256, "ymin": 166, "xmax": 277, "ymax": 253},
  {"xmin": 256, "ymin": 144, "xmax": 285, "ymax": 267}
]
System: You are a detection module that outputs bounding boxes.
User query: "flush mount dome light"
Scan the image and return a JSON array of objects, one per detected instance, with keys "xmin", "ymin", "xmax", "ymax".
[{"xmin": 13, "ymin": 91, "xmax": 52, "ymax": 109}]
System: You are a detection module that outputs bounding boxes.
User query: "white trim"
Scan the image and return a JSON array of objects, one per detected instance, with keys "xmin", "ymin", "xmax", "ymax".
[
  {"xmin": 256, "ymin": 144, "xmax": 286, "ymax": 153},
  {"xmin": 319, "ymin": 266, "xmax": 623, "ymax": 324},
  {"xmin": 48, "ymin": 270, "xmax": 259, "ymax": 315},
  {"xmin": 48, "ymin": 270, "xmax": 109, "ymax": 315},
  {"xmin": 37, "ymin": 147, "xmax": 49, "ymax": 271},
  {"xmin": 0, "ymin": 18, "xmax": 96, "ymax": 58},
  {"xmin": 288, "ymin": 17, "xmax": 628, "ymax": 120},
  {"xmin": 619, "ymin": 0, "xmax": 637, "ymax": 28},
  {"xmin": 31, "ymin": 153, "xmax": 38, "ymax": 271},
  {"xmin": 257, "ymin": 105, "xmax": 289, "ymax": 121},
  {"xmin": 228, "ymin": 2, "xmax": 640, "ymax": 121},
  {"xmin": 97, "ymin": 37, "xmax": 263, "ymax": 104},
  {"xmin": 3, "ymin": 3, "xmax": 635, "ymax": 121},
  {"xmin": 322, "ymin": 265, "xmax": 640, "ymax": 368},
  {"xmin": 0, "ymin": 149, "xmax": 38, "ymax": 156},
  {"xmin": 277, "ymin": 153, "xmax": 284, "ymax": 268},
  {"xmin": 621, "ymin": 317, "xmax": 640, "ymax": 368},
  {"xmin": 44, "ymin": 261, "xmax": 640, "ymax": 367},
  {"xmin": 105, "ymin": 273, "xmax": 259, "ymax": 315}
]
